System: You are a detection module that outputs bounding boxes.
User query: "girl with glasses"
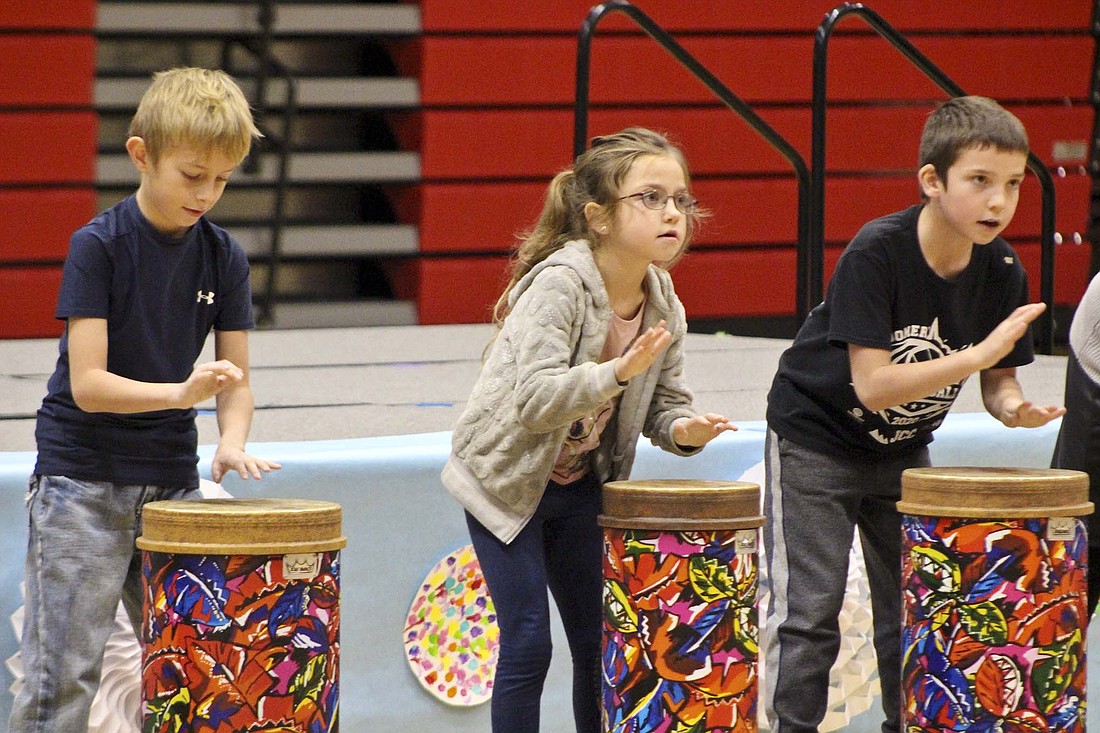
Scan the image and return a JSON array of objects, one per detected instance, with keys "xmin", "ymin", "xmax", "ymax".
[{"xmin": 442, "ymin": 127, "xmax": 735, "ymax": 733}]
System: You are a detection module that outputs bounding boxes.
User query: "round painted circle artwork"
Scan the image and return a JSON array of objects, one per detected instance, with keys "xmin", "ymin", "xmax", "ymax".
[{"xmin": 404, "ymin": 544, "xmax": 498, "ymax": 705}]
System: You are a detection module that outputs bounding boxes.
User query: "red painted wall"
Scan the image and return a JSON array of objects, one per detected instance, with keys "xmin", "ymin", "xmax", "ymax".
[
  {"xmin": 404, "ymin": 0, "xmax": 1093, "ymax": 324},
  {"xmin": 0, "ymin": 0, "xmax": 97, "ymax": 338}
]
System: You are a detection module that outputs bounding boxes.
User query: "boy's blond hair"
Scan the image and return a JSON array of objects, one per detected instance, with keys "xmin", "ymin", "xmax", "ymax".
[{"xmin": 128, "ymin": 67, "xmax": 262, "ymax": 164}]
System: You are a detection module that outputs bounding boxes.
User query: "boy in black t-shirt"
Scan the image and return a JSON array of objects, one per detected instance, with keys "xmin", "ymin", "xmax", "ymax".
[
  {"xmin": 762, "ymin": 96, "xmax": 1064, "ymax": 733},
  {"xmin": 10, "ymin": 68, "xmax": 280, "ymax": 733}
]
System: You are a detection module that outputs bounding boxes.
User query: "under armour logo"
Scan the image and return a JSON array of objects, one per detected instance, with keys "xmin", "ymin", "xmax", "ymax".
[{"xmin": 196, "ymin": 290, "xmax": 215, "ymax": 304}]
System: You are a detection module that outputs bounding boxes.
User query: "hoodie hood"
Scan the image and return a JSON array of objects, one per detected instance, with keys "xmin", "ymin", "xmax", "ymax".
[{"xmin": 510, "ymin": 240, "xmax": 608, "ymax": 311}]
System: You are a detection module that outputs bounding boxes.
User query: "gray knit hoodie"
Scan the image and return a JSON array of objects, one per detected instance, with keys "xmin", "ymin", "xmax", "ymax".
[{"xmin": 441, "ymin": 240, "xmax": 701, "ymax": 543}]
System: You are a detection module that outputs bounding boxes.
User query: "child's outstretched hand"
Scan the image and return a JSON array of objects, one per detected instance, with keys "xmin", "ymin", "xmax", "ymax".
[
  {"xmin": 615, "ymin": 320, "xmax": 672, "ymax": 384},
  {"xmin": 999, "ymin": 399, "xmax": 1066, "ymax": 429},
  {"xmin": 977, "ymin": 303, "xmax": 1047, "ymax": 369},
  {"xmin": 211, "ymin": 444, "xmax": 282, "ymax": 483},
  {"xmin": 672, "ymin": 413, "xmax": 738, "ymax": 448}
]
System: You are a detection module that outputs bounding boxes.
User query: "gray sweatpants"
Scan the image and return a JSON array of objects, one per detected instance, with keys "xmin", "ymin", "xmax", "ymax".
[{"xmin": 762, "ymin": 429, "xmax": 930, "ymax": 733}]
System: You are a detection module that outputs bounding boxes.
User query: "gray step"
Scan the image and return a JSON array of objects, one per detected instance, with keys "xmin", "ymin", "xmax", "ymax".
[
  {"xmin": 96, "ymin": 112, "xmax": 381, "ymax": 159},
  {"xmin": 96, "ymin": 76, "xmax": 419, "ymax": 110},
  {"xmin": 98, "ymin": 187, "xmax": 373, "ymax": 223},
  {"xmin": 96, "ymin": 2, "xmax": 421, "ymax": 36},
  {"xmin": 231, "ymin": 224, "xmax": 418, "ymax": 259},
  {"xmin": 97, "ymin": 151, "xmax": 421, "ymax": 185},
  {"xmin": 261, "ymin": 299, "xmax": 418, "ymax": 329}
]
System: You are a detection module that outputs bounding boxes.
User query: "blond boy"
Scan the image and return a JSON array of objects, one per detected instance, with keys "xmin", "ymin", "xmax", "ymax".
[{"xmin": 10, "ymin": 68, "xmax": 279, "ymax": 733}]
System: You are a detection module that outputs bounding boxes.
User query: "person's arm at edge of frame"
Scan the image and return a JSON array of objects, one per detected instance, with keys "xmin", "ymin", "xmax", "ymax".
[{"xmin": 210, "ymin": 328, "xmax": 282, "ymax": 482}]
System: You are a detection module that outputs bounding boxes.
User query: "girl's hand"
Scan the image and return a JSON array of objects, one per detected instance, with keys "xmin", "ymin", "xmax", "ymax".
[
  {"xmin": 211, "ymin": 445, "xmax": 282, "ymax": 483},
  {"xmin": 615, "ymin": 320, "xmax": 672, "ymax": 384},
  {"xmin": 672, "ymin": 414, "xmax": 738, "ymax": 448}
]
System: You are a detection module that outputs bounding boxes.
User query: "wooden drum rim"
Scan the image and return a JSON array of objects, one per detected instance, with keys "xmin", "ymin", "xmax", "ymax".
[
  {"xmin": 599, "ymin": 479, "xmax": 763, "ymax": 530},
  {"xmin": 137, "ymin": 498, "xmax": 348, "ymax": 554},
  {"xmin": 899, "ymin": 466, "xmax": 1093, "ymax": 519}
]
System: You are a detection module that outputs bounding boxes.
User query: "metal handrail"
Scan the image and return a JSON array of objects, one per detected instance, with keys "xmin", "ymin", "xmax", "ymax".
[
  {"xmin": 813, "ymin": 2, "xmax": 1057, "ymax": 353},
  {"xmin": 575, "ymin": 1, "xmax": 817, "ymax": 322},
  {"xmin": 220, "ymin": 0, "xmax": 297, "ymax": 327}
]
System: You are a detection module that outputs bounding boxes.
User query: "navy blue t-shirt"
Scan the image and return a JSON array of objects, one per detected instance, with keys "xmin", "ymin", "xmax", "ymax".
[
  {"xmin": 35, "ymin": 195, "xmax": 254, "ymax": 488},
  {"xmin": 767, "ymin": 204, "xmax": 1032, "ymax": 459}
]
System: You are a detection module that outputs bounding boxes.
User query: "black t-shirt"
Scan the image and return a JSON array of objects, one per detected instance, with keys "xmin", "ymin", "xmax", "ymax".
[
  {"xmin": 34, "ymin": 195, "xmax": 254, "ymax": 488},
  {"xmin": 767, "ymin": 204, "xmax": 1032, "ymax": 459}
]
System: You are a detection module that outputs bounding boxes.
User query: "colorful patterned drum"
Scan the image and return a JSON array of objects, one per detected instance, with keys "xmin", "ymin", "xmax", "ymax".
[
  {"xmin": 898, "ymin": 467, "xmax": 1092, "ymax": 732},
  {"xmin": 599, "ymin": 479, "xmax": 764, "ymax": 733},
  {"xmin": 137, "ymin": 498, "xmax": 347, "ymax": 733}
]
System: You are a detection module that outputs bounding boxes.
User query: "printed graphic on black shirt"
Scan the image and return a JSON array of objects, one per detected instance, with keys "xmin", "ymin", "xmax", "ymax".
[{"xmin": 863, "ymin": 318, "xmax": 967, "ymax": 446}]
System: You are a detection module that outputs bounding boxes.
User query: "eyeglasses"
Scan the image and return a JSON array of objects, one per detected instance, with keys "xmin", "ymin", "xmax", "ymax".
[{"xmin": 617, "ymin": 188, "xmax": 698, "ymax": 215}]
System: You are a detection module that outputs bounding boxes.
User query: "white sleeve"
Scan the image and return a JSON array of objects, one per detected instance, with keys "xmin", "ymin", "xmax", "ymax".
[{"xmin": 1069, "ymin": 272, "xmax": 1100, "ymax": 384}]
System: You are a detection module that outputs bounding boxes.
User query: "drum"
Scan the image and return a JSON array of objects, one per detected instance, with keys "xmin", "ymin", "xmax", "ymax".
[
  {"xmin": 137, "ymin": 498, "xmax": 347, "ymax": 733},
  {"xmin": 898, "ymin": 467, "xmax": 1092, "ymax": 732},
  {"xmin": 599, "ymin": 479, "xmax": 763, "ymax": 732}
]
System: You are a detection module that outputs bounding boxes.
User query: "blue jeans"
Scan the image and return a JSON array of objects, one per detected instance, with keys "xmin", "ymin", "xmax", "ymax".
[
  {"xmin": 8, "ymin": 475, "xmax": 200, "ymax": 733},
  {"xmin": 466, "ymin": 474, "xmax": 604, "ymax": 733}
]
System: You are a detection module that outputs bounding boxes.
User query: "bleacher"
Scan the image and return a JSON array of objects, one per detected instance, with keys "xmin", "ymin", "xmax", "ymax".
[
  {"xmin": 0, "ymin": 0, "xmax": 1094, "ymax": 335},
  {"xmin": 406, "ymin": 0, "xmax": 1094, "ymax": 327}
]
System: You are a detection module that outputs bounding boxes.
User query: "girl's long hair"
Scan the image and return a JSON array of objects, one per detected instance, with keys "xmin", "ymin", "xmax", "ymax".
[{"xmin": 491, "ymin": 127, "xmax": 703, "ymax": 327}]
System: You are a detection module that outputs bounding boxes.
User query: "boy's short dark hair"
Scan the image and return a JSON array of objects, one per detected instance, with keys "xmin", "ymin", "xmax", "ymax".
[{"xmin": 918, "ymin": 95, "xmax": 1029, "ymax": 179}]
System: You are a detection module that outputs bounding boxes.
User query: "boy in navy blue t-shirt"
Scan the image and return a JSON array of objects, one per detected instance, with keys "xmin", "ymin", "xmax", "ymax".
[{"xmin": 10, "ymin": 67, "xmax": 280, "ymax": 733}]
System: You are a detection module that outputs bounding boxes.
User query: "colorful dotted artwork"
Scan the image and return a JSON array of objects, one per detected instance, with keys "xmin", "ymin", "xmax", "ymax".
[{"xmin": 404, "ymin": 544, "xmax": 498, "ymax": 706}]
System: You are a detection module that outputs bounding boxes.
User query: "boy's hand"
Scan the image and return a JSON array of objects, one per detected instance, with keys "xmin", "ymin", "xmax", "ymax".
[
  {"xmin": 615, "ymin": 320, "xmax": 672, "ymax": 384},
  {"xmin": 672, "ymin": 413, "xmax": 738, "ymax": 448},
  {"xmin": 1000, "ymin": 399, "xmax": 1066, "ymax": 428},
  {"xmin": 176, "ymin": 360, "xmax": 245, "ymax": 408},
  {"xmin": 977, "ymin": 303, "xmax": 1046, "ymax": 369},
  {"xmin": 211, "ymin": 445, "xmax": 282, "ymax": 483}
]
